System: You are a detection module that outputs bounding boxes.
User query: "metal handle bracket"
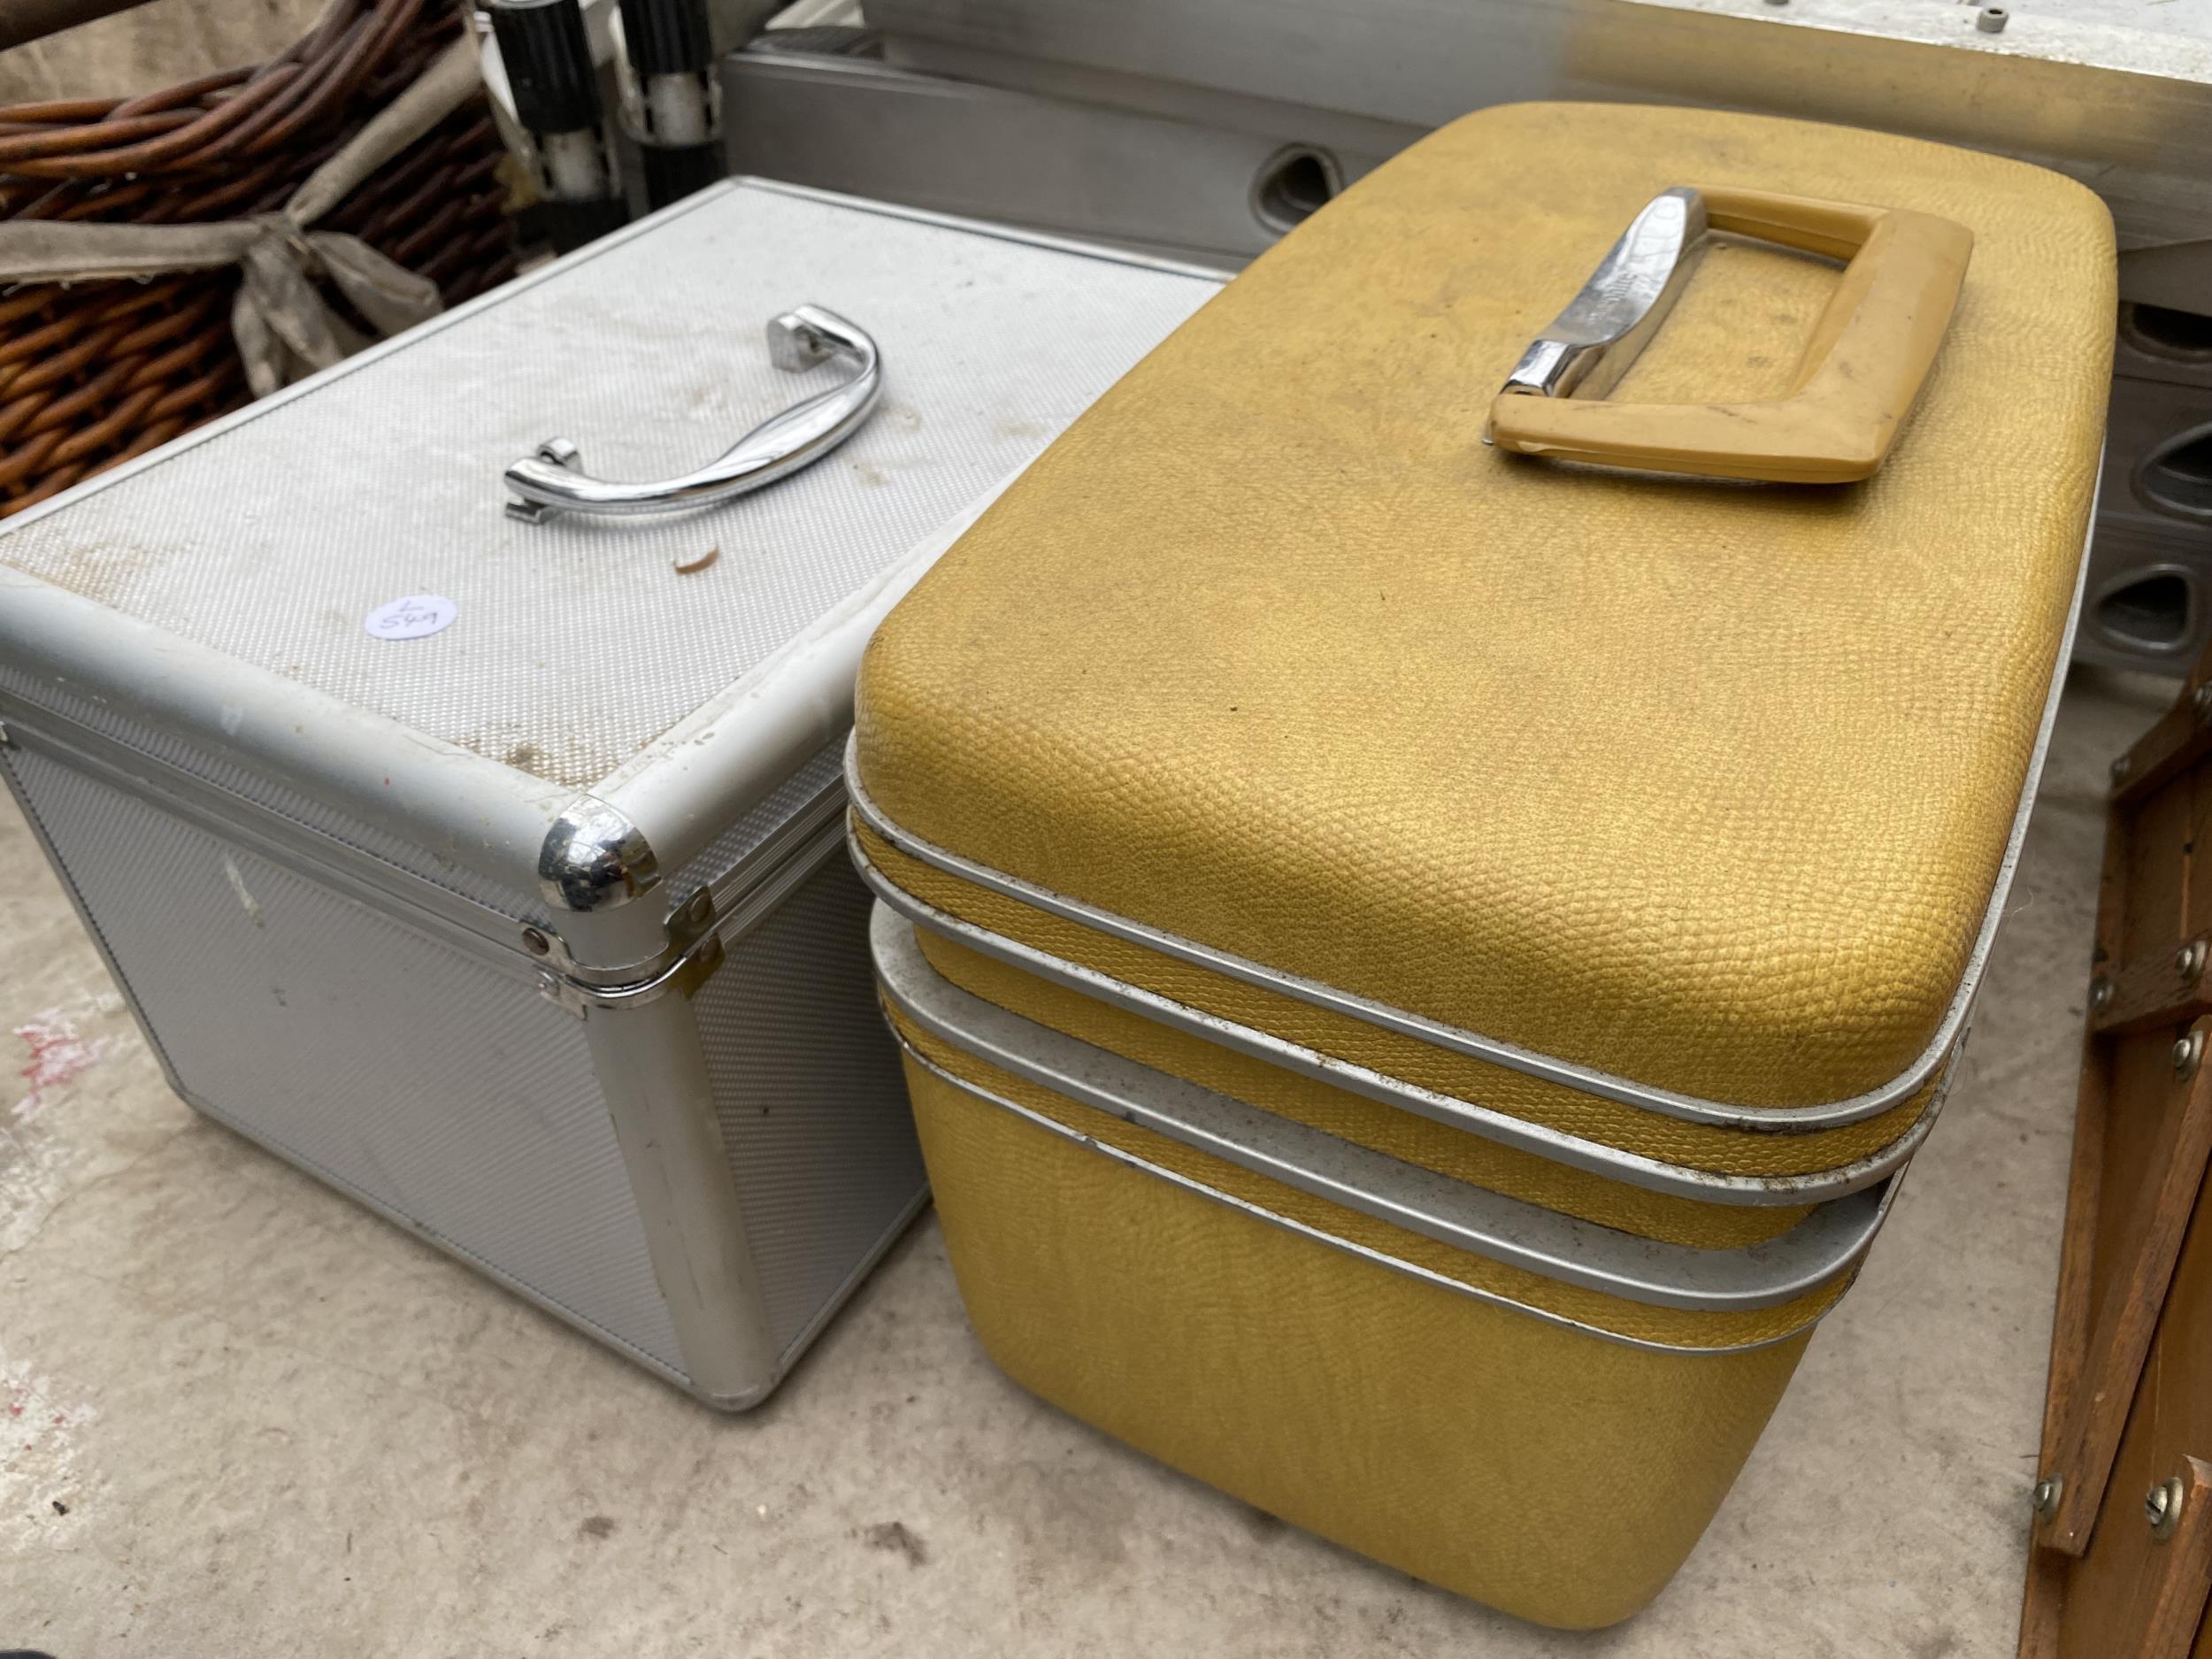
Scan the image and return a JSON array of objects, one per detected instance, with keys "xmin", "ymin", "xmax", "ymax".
[{"xmin": 504, "ymin": 303, "xmax": 882, "ymax": 522}]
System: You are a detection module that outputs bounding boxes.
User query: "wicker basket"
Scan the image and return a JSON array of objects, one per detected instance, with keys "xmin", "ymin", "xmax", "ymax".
[{"xmin": 0, "ymin": 0, "xmax": 518, "ymax": 516}]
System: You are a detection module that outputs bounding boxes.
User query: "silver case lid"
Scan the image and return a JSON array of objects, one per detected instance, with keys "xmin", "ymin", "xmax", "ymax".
[{"xmin": 0, "ymin": 180, "xmax": 1221, "ymax": 969}]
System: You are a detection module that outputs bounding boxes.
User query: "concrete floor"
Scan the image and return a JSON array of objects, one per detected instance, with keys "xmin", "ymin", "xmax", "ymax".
[{"xmin": 0, "ymin": 665, "xmax": 2170, "ymax": 1656}]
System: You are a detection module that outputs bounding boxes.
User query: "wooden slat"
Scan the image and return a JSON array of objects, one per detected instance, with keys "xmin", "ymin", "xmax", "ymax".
[
  {"xmin": 2037, "ymin": 1019, "xmax": 2212, "ymax": 1555},
  {"xmin": 2112, "ymin": 691, "xmax": 2212, "ymax": 812},
  {"xmin": 2092, "ymin": 934, "xmax": 2212, "ymax": 1036},
  {"xmin": 2057, "ymin": 1159, "xmax": 2212, "ymax": 1657},
  {"xmin": 2024, "ymin": 782, "xmax": 2134, "ymax": 1659},
  {"xmin": 2059, "ymin": 1459, "xmax": 2212, "ymax": 1659},
  {"xmin": 2020, "ymin": 1036, "xmax": 2117, "ymax": 1659}
]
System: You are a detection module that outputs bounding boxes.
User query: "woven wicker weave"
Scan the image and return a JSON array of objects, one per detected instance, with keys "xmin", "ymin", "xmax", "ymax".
[{"xmin": 0, "ymin": 0, "xmax": 518, "ymax": 516}]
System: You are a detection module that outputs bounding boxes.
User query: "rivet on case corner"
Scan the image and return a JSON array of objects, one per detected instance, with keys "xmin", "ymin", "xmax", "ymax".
[
  {"xmin": 2032, "ymin": 1474, "xmax": 2063, "ymax": 1519},
  {"xmin": 2090, "ymin": 975, "xmax": 2115, "ymax": 1014},
  {"xmin": 2173, "ymin": 1030, "xmax": 2204, "ymax": 1082},
  {"xmin": 2179, "ymin": 941, "xmax": 2208, "ymax": 984},
  {"xmin": 2147, "ymin": 1475, "xmax": 2185, "ymax": 1541},
  {"xmin": 2193, "ymin": 683, "xmax": 2212, "ymax": 723},
  {"xmin": 2111, "ymin": 753, "xmax": 2134, "ymax": 787}
]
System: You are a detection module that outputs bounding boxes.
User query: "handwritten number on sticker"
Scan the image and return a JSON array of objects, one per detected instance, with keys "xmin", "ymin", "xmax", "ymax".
[{"xmin": 364, "ymin": 595, "xmax": 457, "ymax": 640}]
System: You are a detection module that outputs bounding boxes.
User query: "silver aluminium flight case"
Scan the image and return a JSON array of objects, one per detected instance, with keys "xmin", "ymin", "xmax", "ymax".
[{"xmin": 0, "ymin": 179, "xmax": 1219, "ymax": 1408}]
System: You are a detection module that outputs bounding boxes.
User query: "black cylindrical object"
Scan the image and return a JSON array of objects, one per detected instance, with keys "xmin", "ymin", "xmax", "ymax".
[
  {"xmin": 620, "ymin": 0, "xmax": 710, "ymax": 75},
  {"xmin": 618, "ymin": 0, "xmax": 724, "ymax": 210},
  {"xmin": 492, "ymin": 0, "xmax": 601, "ymax": 134},
  {"xmin": 489, "ymin": 0, "xmax": 631, "ymax": 253}
]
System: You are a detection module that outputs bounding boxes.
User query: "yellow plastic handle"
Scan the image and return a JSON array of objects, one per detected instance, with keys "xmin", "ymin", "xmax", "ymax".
[{"xmin": 1487, "ymin": 187, "xmax": 1974, "ymax": 485}]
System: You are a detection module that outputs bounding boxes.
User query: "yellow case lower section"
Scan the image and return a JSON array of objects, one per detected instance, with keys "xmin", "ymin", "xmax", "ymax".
[{"xmin": 902, "ymin": 1047, "xmax": 1819, "ymax": 1627}]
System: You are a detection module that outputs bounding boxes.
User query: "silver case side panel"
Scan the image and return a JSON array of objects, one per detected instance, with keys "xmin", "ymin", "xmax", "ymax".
[
  {"xmin": 697, "ymin": 845, "xmax": 928, "ymax": 1361},
  {"xmin": 3, "ymin": 744, "xmax": 686, "ymax": 1375},
  {"xmin": 722, "ymin": 50, "xmax": 1359, "ymax": 264},
  {"xmin": 867, "ymin": 0, "xmax": 2212, "ymax": 260}
]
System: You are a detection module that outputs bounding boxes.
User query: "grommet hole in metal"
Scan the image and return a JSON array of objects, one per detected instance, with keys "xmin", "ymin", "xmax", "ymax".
[
  {"xmin": 1250, "ymin": 146, "xmax": 1340, "ymax": 234},
  {"xmin": 2123, "ymin": 302, "xmax": 2212, "ymax": 364},
  {"xmin": 2139, "ymin": 423, "xmax": 2212, "ymax": 523},
  {"xmin": 2093, "ymin": 565, "xmax": 2198, "ymax": 653}
]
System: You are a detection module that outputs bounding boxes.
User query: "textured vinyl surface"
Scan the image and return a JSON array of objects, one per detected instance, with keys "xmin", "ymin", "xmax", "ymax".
[
  {"xmin": 0, "ymin": 185, "xmax": 1220, "ymax": 789},
  {"xmin": 903, "ymin": 1054, "xmax": 1812, "ymax": 1628},
  {"xmin": 856, "ymin": 103, "xmax": 2115, "ymax": 1110},
  {"xmin": 7, "ymin": 747, "xmax": 683, "ymax": 1372},
  {"xmin": 697, "ymin": 852, "xmax": 926, "ymax": 1357}
]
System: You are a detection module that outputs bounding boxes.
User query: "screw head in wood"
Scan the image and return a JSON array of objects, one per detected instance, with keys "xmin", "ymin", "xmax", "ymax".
[
  {"xmin": 2182, "ymin": 941, "xmax": 2208, "ymax": 984},
  {"xmin": 2091, "ymin": 976, "xmax": 2115, "ymax": 1013},
  {"xmin": 2176, "ymin": 1031, "xmax": 2204, "ymax": 1081},
  {"xmin": 2147, "ymin": 1475, "xmax": 2185, "ymax": 1540},
  {"xmin": 2033, "ymin": 1474, "xmax": 2063, "ymax": 1518}
]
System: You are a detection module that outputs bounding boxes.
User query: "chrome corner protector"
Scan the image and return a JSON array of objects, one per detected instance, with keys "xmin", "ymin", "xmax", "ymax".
[{"xmin": 538, "ymin": 796, "xmax": 662, "ymax": 912}]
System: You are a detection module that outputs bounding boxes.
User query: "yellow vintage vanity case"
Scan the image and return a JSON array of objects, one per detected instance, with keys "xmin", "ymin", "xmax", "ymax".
[{"xmin": 849, "ymin": 103, "xmax": 2115, "ymax": 1625}]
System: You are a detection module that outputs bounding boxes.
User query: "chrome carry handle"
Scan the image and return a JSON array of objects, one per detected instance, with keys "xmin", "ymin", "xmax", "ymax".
[{"xmin": 503, "ymin": 304, "xmax": 882, "ymax": 522}]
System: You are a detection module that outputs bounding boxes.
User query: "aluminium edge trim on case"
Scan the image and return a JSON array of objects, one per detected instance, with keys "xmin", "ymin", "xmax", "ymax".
[
  {"xmin": 856, "ymin": 831, "xmax": 1952, "ymax": 1205},
  {"xmin": 845, "ymin": 507, "xmax": 2086, "ymax": 1134},
  {"xmin": 0, "ymin": 569, "xmax": 562, "ymax": 921},
  {"xmin": 0, "ymin": 695, "xmax": 857, "ymax": 1014},
  {"xmin": 872, "ymin": 902, "xmax": 1894, "ymax": 1312},
  {"xmin": 894, "ymin": 1042, "xmax": 1845, "ymax": 1356}
]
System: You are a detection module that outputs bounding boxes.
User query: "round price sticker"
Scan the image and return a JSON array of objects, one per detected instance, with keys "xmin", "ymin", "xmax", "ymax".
[{"xmin": 364, "ymin": 594, "xmax": 457, "ymax": 641}]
